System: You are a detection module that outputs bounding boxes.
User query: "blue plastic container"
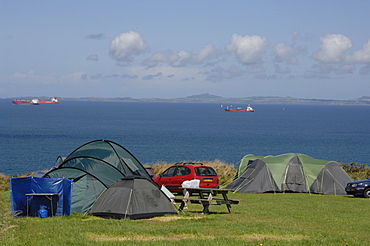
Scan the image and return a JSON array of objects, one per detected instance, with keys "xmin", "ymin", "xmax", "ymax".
[{"xmin": 37, "ymin": 205, "xmax": 48, "ymax": 218}]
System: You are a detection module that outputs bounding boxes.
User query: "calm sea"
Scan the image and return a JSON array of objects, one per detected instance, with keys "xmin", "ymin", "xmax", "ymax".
[{"xmin": 1, "ymin": 99, "xmax": 369, "ymax": 176}]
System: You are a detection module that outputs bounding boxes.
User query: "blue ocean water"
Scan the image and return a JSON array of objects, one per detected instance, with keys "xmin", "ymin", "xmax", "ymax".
[{"xmin": 1, "ymin": 99, "xmax": 369, "ymax": 176}]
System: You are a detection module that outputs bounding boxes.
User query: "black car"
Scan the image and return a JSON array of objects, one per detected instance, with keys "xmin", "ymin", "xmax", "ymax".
[{"xmin": 345, "ymin": 179, "xmax": 370, "ymax": 198}]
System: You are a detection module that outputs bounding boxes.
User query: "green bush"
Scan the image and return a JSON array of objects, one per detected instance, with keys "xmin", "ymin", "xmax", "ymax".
[{"xmin": 342, "ymin": 162, "xmax": 370, "ymax": 180}]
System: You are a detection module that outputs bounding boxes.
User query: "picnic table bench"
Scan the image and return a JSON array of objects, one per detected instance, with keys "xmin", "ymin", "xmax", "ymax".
[{"xmin": 173, "ymin": 187, "xmax": 241, "ymax": 214}]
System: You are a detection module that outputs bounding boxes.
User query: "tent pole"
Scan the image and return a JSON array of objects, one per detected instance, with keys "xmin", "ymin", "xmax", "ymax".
[
  {"xmin": 235, "ymin": 169, "xmax": 256, "ymax": 192},
  {"xmin": 326, "ymin": 169, "xmax": 344, "ymax": 196},
  {"xmin": 125, "ymin": 189, "xmax": 133, "ymax": 219},
  {"xmin": 266, "ymin": 165, "xmax": 277, "ymax": 194},
  {"xmin": 300, "ymin": 166, "xmax": 310, "ymax": 195},
  {"xmin": 320, "ymin": 170, "xmax": 325, "ymax": 194},
  {"xmin": 282, "ymin": 166, "xmax": 289, "ymax": 194}
]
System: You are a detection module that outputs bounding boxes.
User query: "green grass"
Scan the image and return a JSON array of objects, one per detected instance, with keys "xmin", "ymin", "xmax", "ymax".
[
  {"xmin": 1, "ymin": 190, "xmax": 369, "ymax": 245},
  {"xmin": 1, "ymin": 161, "xmax": 369, "ymax": 245}
]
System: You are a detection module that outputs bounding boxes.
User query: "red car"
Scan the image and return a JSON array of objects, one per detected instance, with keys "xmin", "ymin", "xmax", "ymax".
[{"xmin": 153, "ymin": 162, "xmax": 219, "ymax": 193}]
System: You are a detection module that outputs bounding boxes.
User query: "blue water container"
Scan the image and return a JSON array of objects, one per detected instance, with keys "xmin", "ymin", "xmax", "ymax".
[{"xmin": 37, "ymin": 205, "xmax": 48, "ymax": 218}]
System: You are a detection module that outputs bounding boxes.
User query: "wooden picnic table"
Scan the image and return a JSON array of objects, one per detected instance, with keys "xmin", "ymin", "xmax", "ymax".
[{"xmin": 173, "ymin": 187, "xmax": 240, "ymax": 214}]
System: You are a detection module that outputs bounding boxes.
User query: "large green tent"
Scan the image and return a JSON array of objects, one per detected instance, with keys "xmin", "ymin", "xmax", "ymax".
[
  {"xmin": 226, "ymin": 153, "xmax": 352, "ymax": 195},
  {"xmin": 44, "ymin": 140, "xmax": 152, "ymax": 213}
]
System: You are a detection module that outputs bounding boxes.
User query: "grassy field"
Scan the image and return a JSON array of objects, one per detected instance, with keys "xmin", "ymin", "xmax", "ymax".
[
  {"xmin": 1, "ymin": 161, "xmax": 369, "ymax": 245},
  {"xmin": 1, "ymin": 190, "xmax": 369, "ymax": 245}
]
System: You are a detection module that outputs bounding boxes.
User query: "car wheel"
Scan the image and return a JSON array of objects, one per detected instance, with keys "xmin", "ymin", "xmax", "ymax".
[{"xmin": 364, "ymin": 188, "xmax": 370, "ymax": 198}]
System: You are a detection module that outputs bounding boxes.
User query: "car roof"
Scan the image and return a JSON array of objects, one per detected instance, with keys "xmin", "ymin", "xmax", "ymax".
[
  {"xmin": 175, "ymin": 162, "xmax": 203, "ymax": 165},
  {"xmin": 349, "ymin": 179, "xmax": 370, "ymax": 183},
  {"xmin": 174, "ymin": 163, "xmax": 213, "ymax": 168}
]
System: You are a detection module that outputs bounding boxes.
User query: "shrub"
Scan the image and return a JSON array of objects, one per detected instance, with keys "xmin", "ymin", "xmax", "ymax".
[
  {"xmin": 0, "ymin": 173, "xmax": 10, "ymax": 191},
  {"xmin": 342, "ymin": 162, "xmax": 370, "ymax": 180}
]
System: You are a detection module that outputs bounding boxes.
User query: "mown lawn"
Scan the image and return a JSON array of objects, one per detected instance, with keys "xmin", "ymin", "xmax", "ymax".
[{"xmin": 1, "ymin": 190, "xmax": 368, "ymax": 245}]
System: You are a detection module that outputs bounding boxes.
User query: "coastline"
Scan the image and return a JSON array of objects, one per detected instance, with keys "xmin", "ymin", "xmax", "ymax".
[{"xmin": 4, "ymin": 94, "xmax": 370, "ymax": 105}]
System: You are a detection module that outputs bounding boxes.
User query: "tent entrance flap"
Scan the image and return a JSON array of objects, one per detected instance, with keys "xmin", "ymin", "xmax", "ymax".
[{"xmin": 282, "ymin": 156, "xmax": 307, "ymax": 192}]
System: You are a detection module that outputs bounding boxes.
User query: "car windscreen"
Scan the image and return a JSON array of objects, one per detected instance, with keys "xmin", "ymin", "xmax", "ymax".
[{"xmin": 195, "ymin": 167, "xmax": 217, "ymax": 176}]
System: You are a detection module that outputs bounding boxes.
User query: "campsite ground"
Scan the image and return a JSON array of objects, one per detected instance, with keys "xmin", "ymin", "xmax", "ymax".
[{"xmin": 1, "ymin": 190, "xmax": 369, "ymax": 245}]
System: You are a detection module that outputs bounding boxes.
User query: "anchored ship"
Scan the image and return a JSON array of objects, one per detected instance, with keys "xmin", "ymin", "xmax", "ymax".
[
  {"xmin": 12, "ymin": 97, "xmax": 59, "ymax": 105},
  {"xmin": 224, "ymin": 105, "xmax": 254, "ymax": 112}
]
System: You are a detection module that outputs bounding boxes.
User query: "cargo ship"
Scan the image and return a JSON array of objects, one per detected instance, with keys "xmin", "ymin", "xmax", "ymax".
[
  {"xmin": 224, "ymin": 105, "xmax": 254, "ymax": 112},
  {"xmin": 38, "ymin": 98, "xmax": 59, "ymax": 104},
  {"xmin": 12, "ymin": 97, "xmax": 59, "ymax": 105},
  {"xmin": 12, "ymin": 99, "xmax": 40, "ymax": 105}
]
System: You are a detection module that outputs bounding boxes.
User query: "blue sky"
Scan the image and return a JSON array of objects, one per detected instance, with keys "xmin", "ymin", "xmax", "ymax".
[{"xmin": 1, "ymin": 1, "xmax": 369, "ymax": 99}]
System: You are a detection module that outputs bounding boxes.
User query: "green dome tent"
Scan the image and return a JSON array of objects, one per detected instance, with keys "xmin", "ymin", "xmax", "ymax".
[
  {"xmin": 44, "ymin": 140, "xmax": 152, "ymax": 213},
  {"xmin": 226, "ymin": 153, "xmax": 352, "ymax": 195}
]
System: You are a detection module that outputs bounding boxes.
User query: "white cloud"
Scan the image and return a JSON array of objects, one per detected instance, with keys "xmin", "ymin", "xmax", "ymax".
[
  {"xmin": 60, "ymin": 72, "xmax": 86, "ymax": 82},
  {"xmin": 171, "ymin": 50, "xmax": 192, "ymax": 67},
  {"xmin": 109, "ymin": 31, "xmax": 148, "ymax": 66},
  {"xmin": 273, "ymin": 42, "xmax": 306, "ymax": 65},
  {"xmin": 305, "ymin": 63, "xmax": 355, "ymax": 77},
  {"xmin": 202, "ymin": 65, "xmax": 244, "ymax": 82},
  {"xmin": 310, "ymin": 35, "xmax": 370, "ymax": 76},
  {"xmin": 350, "ymin": 39, "xmax": 370, "ymax": 63},
  {"xmin": 226, "ymin": 34, "xmax": 269, "ymax": 64},
  {"xmin": 129, "ymin": 64, "xmax": 204, "ymax": 82},
  {"xmin": 193, "ymin": 44, "xmax": 219, "ymax": 63},
  {"xmin": 142, "ymin": 72, "xmax": 163, "ymax": 80},
  {"xmin": 335, "ymin": 64, "xmax": 356, "ymax": 74},
  {"xmin": 142, "ymin": 50, "xmax": 178, "ymax": 67},
  {"xmin": 273, "ymin": 42, "xmax": 292, "ymax": 63},
  {"xmin": 142, "ymin": 44, "xmax": 219, "ymax": 68},
  {"xmin": 13, "ymin": 70, "xmax": 56, "ymax": 84},
  {"xmin": 312, "ymin": 34, "xmax": 352, "ymax": 63},
  {"xmin": 10, "ymin": 70, "xmax": 87, "ymax": 85}
]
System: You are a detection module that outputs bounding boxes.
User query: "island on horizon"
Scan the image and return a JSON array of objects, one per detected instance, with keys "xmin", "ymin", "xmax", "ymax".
[{"xmin": 5, "ymin": 93, "xmax": 370, "ymax": 105}]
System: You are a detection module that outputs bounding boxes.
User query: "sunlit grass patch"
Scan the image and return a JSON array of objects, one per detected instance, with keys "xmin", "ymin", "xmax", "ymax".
[
  {"xmin": 235, "ymin": 233, "xmax": 308, "ymax": 241},
  {"xmin": 85, "ymin": 232, "xmax": 213, "ymax": 242},
  {"xmin": 141, "ymin": 215, "xmax": 203, "ymax": 222},
  {"xmin": 86, "ymin": 232, "xmax": 308, "ymax": 243}
]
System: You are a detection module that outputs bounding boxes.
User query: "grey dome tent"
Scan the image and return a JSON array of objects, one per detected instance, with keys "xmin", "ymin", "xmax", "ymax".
[
  {"xmin": 90, "ymin": 176, "xmax": 177, "ymax": 220},
  {"xmin": 44, "ymin": 140, "xmax": 152, "ymax": 213},
  {"xmin": 226, "ymin": 153, "xmax": 352, "ymax": 195}
]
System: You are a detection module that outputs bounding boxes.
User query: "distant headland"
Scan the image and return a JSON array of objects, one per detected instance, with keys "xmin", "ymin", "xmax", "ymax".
[{"xmin": 5, "ymin": 94, "xmax": 370, "ymax": 105}]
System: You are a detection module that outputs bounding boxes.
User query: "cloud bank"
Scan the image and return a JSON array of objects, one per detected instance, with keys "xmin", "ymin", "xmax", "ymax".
[{"xmin": 11, "ymin": 32, "xmax": 369, "ymax": 88}]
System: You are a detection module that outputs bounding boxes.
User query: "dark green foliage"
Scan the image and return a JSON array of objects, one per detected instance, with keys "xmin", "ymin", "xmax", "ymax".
[{"xmin": 342, "ymin": 162, "xmax": 370, "ymax": 180}]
